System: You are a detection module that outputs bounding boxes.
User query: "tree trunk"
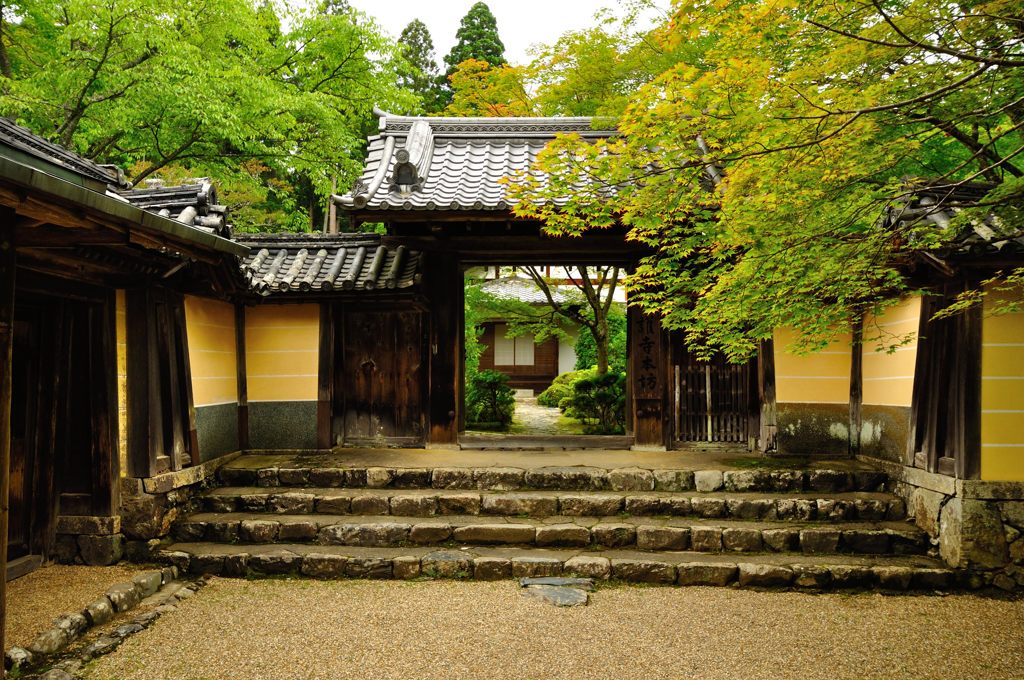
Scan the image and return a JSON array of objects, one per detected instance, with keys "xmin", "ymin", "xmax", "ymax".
[{"xmin": 595, "ymin": 319, "xmax": 609, "ymax": 375}]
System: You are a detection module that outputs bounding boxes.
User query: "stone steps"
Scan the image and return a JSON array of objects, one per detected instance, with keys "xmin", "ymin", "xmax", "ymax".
[
  {"xmin": 218, "ymin": 461, "xmax": 888, "ymax": 494},
  {"xmin": 158, "ymin": 542, "xmax": 963, "ymax": 591},
  {"xmin": 174, "ymin": 512, "xmax": 928, "ymax": 555},
  {"xmin": 201, "ymin": 487, "xmax": 907, "ymax": 522}
]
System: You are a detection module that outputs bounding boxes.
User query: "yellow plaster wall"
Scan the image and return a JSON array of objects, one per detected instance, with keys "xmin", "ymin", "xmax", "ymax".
[
  {"xmin": 116, "ymin": 290, "xmax": 127, "ymax": 478},
  {"xmin": 184, "ymin": 296, "xmax": 238, "ymax": 407},
  {"xmin": 774, "ymin": 327, "xmax": 852, "ymax": 404},
  {"xmin": 245, "ymin": 304, "xmax": 319, "ymax": 402},
  {"xmin": 862, "ymin": 297, "xmax": 920, "ymax": 407},
  {"xmin": 981, "ymin": 289, "xmax": 1024, "ymax": 481}
]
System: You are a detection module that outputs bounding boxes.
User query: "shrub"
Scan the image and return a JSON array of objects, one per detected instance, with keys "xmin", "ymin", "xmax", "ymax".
[
  {"xmin": 566, "ymin": 371, "xmax": 626, "ymax": 434},
  {"xmin": 466, "ymin": 369, "xmax": 515, "ymax": 427},
  {"xmin": 536, "ymin": 367, "xmax": 598, "ymax": 407}
]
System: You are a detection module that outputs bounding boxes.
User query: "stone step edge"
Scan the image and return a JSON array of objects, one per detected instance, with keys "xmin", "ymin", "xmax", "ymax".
[
  {"xmin": 218, "ymin": 466, "xmax": 888, "ymax": 495},
  {"xmin": 157, "ymin": 547, "xmax": 969, "ymax": 592},
  {"xmin": 175, "ymin": 516, "xmax": 928, "ymax": 555},
  {"xmin": 200, "ymin": 489, "xmax": 906, "ymax": 523}
]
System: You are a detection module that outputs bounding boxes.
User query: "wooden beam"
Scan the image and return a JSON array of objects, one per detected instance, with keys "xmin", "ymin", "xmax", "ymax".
[
  {"xmin": 235, "ymin": 304, "xmax": 249, "ymax": 450},
  {"xmin": 0, "ymin": 217, "xmax": 16, "ymax": 665},
  {"xmin": 849, "ymin": 316, "xmax": 863, "ymax": 457}
]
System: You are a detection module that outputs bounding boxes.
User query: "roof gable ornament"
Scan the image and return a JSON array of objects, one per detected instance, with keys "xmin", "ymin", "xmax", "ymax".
[{"xmin": 389, "ymin": 119, "xmax": 433, "ymax": 195}]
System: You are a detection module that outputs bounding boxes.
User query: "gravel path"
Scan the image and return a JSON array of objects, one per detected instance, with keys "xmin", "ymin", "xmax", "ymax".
[
  {"xmin": 6, "ymin": 564, "xmax": 140, "ymax": 648},
  {"xmin": 84, "ymin": 579, "xmax": 1024, "ymax": 679}
]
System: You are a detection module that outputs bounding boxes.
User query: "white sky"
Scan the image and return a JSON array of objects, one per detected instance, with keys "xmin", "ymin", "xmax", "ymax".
[{"xmin": 347, "ymin": 0, "xmax": 667, "ymax": 66}]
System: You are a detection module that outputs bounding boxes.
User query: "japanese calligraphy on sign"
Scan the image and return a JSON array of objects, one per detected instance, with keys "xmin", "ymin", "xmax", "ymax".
[{"xmin": 632, "ymin": 314, "xmax": 662, "ymax": 399}]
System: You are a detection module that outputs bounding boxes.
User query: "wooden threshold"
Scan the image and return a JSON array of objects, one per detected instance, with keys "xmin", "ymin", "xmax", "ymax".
[{"xmin": 6, "ymin": 554, "xmax": 43, "ymax": 581}]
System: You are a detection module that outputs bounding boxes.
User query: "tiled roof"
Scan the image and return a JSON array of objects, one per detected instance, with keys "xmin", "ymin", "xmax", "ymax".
[
  {"xmin": 236, "ymin": 233, "xmax": 423, "ymax": 296},
  {"xmin": 0, "ymin": 117, "xmax": 129, "ymax": 188},
  {"xmin": 333, "ymin": 111, "xmax": 614, "ymax": 214},
  {"xmin": 120, "ymin": 179, "xmax": 229, "ymax": 236},
  {"xmin": 479, "ymin": 276, "xmax": 570, "ymax": 304}
]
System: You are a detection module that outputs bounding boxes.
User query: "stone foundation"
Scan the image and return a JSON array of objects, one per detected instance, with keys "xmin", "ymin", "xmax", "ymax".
[
  {"xmin": 119, "ymin": 452, "xmax": 241, "ymax": 561},
  {"xmin": 864, "ymin": 456, "xmax": 1024, "ymax": 591},
  {"xmin": 54, "ymin": 516, "xmax": 124, "ymax": 566}
]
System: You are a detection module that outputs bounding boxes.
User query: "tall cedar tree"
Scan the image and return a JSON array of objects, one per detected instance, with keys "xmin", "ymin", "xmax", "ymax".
[
  {"xmin": 398, "ymin": 19, "xmax": 445, "ymax": 113},
  {"xmin": 444, "ymin": 2, "xmax": 506, "ymax": 76}
]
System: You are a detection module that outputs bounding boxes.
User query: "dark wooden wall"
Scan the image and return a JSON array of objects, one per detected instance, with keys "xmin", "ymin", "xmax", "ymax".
[{"xmin": 477, "ymin": 322, "xmax": 559, "ymax": 392}]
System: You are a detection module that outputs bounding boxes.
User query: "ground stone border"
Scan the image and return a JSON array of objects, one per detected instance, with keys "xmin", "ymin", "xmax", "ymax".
[
  {"xmin": 161, "ymin": 548, "xmax": 975, "ymax": 593},
  {"xmin": 3, "ymin": 567, "xmax": 204, "ymax": 678}
]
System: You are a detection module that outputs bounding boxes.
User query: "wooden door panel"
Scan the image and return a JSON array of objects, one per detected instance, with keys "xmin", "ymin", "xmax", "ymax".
[{"xmin": 675, "ymin": 345, "xmax": 756, "ymax": 445}]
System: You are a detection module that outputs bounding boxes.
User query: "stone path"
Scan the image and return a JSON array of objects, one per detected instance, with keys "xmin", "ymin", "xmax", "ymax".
[
  {"xmin": 83, "ymin": 578, "xmax": 1024, "ymax": 679},
  {"xmin": 511, "ymin": 395, "xmax": 567, "ymax": 435}
]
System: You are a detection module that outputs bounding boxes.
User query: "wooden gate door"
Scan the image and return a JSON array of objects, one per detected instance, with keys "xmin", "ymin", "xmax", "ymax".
[
  {"xmin": 674, "ymin": 345, "xmax": 758, "ymax": 447},
  {"xmin": 334, "ymin": 308, "xmax": 427, "ymax": 446},
  {"xmin": 9, "ymin": 312, "xmax": 41, "ymax": 560}
]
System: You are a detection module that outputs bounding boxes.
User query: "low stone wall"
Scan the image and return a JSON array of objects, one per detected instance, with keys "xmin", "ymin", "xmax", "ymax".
[
  {"xmin": 776, "ymin": 403, "xmax": 849, "ymax": 456},
  {"xmin": 119, "ymin": 452, "xmax": 241, "ymax": 561},
  {"xmin": 863, "ymin": 455, "xmax": 1024, "ymax": 591},
  {"xmin": 54, "ymin": 516, "xmax": 123, "ymax": 566}
]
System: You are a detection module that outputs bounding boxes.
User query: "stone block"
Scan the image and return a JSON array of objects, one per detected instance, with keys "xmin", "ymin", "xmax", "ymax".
[
  {"xmin": 761, "ymin": 528, "xmax": 799, "ymax": 552},
  {"xmin": 251, "ymin": 550, "xmax": 301, "ymax": 575},
  {"xmin": 608, "ymin": 468, "xmax": 655, "ymax": 491},
  {"xmin": 524, "ymin": 467, "xmax": 607, "ymax": 491},
  {"xmin": 792, "ymin": 565, "xmax": 832, "ymax": 589},
  {"xmin": 309, "ymin": 468, "xmax": 346, "ymax": 487},
  {"xmin": 132, "ymin": 571, "xmax": 163, "ymax": 598},
  {"xmin": 278, "ymin": 520, "xmax": 318, "ymax": 542},
  {"xmin": 722, "ymin": 528, "xmax": 763, "ymax": 552},
  {"xmin": 474, "ymin": 467, "xmax": 525, "ymax": 490},
  {"xmin": 120, "ymin": 494, "xmax": 171, "ymax": 541},
  {"xmin": 393, "ymin": 556, "xmax": 422, "ymax": 580},
  {"xmin": 318, "ymin": 522, "xmax": 410, "ymax": 547},
  {"xmin": 205, "ymin": 521, "xmax": 240, "ymax": 543},
  {"xmin": 223, "ymin": 553, "xmax": 249, "ymax": 577},
  {"xmin": 591, "ymin": 523, "xmax": 636, "ymax": 548},
  {"xmin": 6, "ymin": 647, "xmax": 33, "ymax": 670},
  {"xmin": 564, "ymin": 556, "xmax": 611, "ymax": 580},
  {"xmin": 910, "ymin": 568, "xmax": 954, "ymax": 590},
  {"xmin": 559, "ymin": 494, "xmax": 622, "ymax": 516},
  {"xmin": 345, "ymin": 557, "xmax": 393, "ymax": 579},
  {"xmin": 676, "ymin": 562, "xmax": 738, "ymax": 586},
  {"xmin": 474, "ymin": 557, "xmax": 513, "ymax": 580},
  {"xmin": 366, "ymin": 467, "xmax": 393, "ymax": 488},
  {"xmin": 240, "ymin": 520, "xmax": 279, "ymax": 543},
  {"xmin": 737, "ymin": 563, "xmax": 794, "ymax": 587},
  {"xmin": 886, "ymin": 498, "xmax": 907, "ymax": 521},
  {"xmin": 432, "ymin": 468, "xmax": 476, "ymax": 489},
  {"xmin": 665, "ymin": 498, "xmax": 693, "ymax": 516},
  {"xmin": 28, "ymin": 628, "xmax": 70, "ymax": 655},
  {"xmin": 105, "ymin": 583, "xmax": 142, "ymax": 613},
  {"xmin": 78, "ymin": 534, "xmax": 124, "ymax": 566},
  {"xmin": 56, "ymin": 515, "xmax": 120, "ymax": 536},
  {"xmin": 842, "ymin": 530, "xmax": 891, "ymax": 554},
  {"xmin": 691, "ymin": 498, "xmax": 727, "ymax": 518},
  {"xmin": 723, "ymin": 470, "xmax": 768, "ymax": 492},
  {"xmin": 481, "ymin": 494, "xmax": 557, "ymax": 517},
  {"xmin": 391, "ymin": 469, "xmax": 431, "ymax": 488},
  {"xmin": 829, "ymin": 565, "xmax": 874, "ymax": 588},
  {"xmin": 277, "ymin": 468, "xmax": 309, "ymax": 485},
  {"xmin": 344, "ymin": 468, "xmax": 368, "ymax": 488},
  {"xmin": 726, "ymin": 499, "xmax": 774, "ymax": 520},
  {"xmin": 853, "ymin": 499, "xmax": 889, "ymax": 522},
  {"xmin": 301, "ymin": 553, "xmax": 347, "ymax": 579},
  {"xmin": 690, "ymin": 526, "xmax": 723, "ymax": 552},
  {"xmin": 636, "ymin": 526, "xmax": 689, "ymax": 551},
  {"xmin": 654, "ymin": 469, "xmax": 695, "ymax": 491},
  {"xmin": 316, "ymin": 496, "xmax": 352, "ymax": 514},
  {"xmin": 205, "ymin": 496, "xmax": 236, "ymax": 513},
  {"xmin": 422, "ymin": 550, "xmax": 472, "ymax": 578},
  {"xmin": 190, "ymin": 553, "xmax": 226, "ymax": 575},
  {"xmin": 238, "ymin": 494, "xmax": 268, "ymax": 512},
  {"xmin": 409, "ymin": 522, "xmax": 453, "ymax": 544},
  {"xmin": 625, "ymin": 496, "xmax": 671, "ymax": 516},
  {"xmin": 522, "ymin": 584, "xmax": 589, "ymax": 607},
  {"xmin": 269, "ymin": 493, "xmax": 316, "ymax": 514},
  {"xmin": 84, "ymin": 597, "xmax": 114, "ymax": 626},
  {"xmin": 611, "ymin": 559, "xmax": 675, "ymax": 584},
  {"xmin": 817, "ymin": 499, "xmax": 855, "ymax": 522},
  {"xmin": 54, "ymin": 612, "xmax": 88, "ymax": 640},
  {"xmin": 889, "ymin": 529, "xmax": 928, "ymax": 555},
  {"xmin": 800, "ymin": 528, "xmax": 841, "ymax": 554},
  {"xmin": 125, "ymin": 539, "xmax": 163, "ymax": 562},
  {"xmin": 694, "ymin": 470, "xmax": 724, "ymax": 492},
  {"xmin": 54, "ymin": 535, "xmax": 79, "ymax": 564},
  {"xmin": 768, "ymin": 471, "xmax": 803, "ymax": 492},
  {"xmin": 162, "ymin": 550, "xmax": 191, "ymax": 573},
  {"xmin": 350, "ymin": 495, "xmax": 390, "ymax": 515},
  {"xmin": 777, "ymin": 499, "xmax": 816, "ymax": 521},
  {"xmin": 807, "ymin": 470, "xmax": 850, "ymax": 493},
  {"xmin": 174, "ymin": 521, "xmax": 206, "ymax": 542},
  {"xmin": 256, "ymin": 468, "xmax": 279, "ymax": 487},
  {"xmin": 391, "ymin": 495, "xmax": 438, "ymax": 517},
  {"xmin": 940, "ymin": 497, "xmax": 1009, "ymax": 569},
  {"xmin": 852, "ymin": 470, "xmax": 887, "ymax": 492},
  {"xmin": 536, "ymin": 524, "xmax": 591, "ymax": 547},
  {"xmin": 438, "ymin": 493, "xmax": 481, "ymax": 515},
  {"xmin": 452, "ymin": 524, "xmax": 535, "ymax": 545},
  {"xmin": 511, "ymin": 557, "xmax": 562, "ymax": 578}
]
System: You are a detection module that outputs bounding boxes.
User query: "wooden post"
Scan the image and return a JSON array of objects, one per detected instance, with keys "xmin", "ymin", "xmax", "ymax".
[
  {"xmin": 849, "ymin": 316, "xmax": 863, "ymax": 457},
  {"xmin": 0, "ymin": 220, "xmax": 16, "ymax": 667},
  {"xmin": 235, "ymin": 304, "xmax": 249, "ymax": 450},
  {"xmin": 629, "ymin": 306, "xmax": 667, "ymax": 449},
  {"xmin": 425, "ymin": 252, "xmax": 461, "ymax": 447},
  {"xmin": 317, "ymin": 303, "xmax": 334, "ymax": 449},
  {"xmin": 757, "ymin": 338, "xmax": 778, "ymax": 453}
]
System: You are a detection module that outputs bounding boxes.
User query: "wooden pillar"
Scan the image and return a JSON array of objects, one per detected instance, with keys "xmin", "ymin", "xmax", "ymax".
[
  {"xmin": 426, "ymin": 252, "xmax": 461, "ymax": 447},
  {"xmin": 849, "ymin": 316, "xmax": 863, "ymax": 457},
  {"xmin": 235, "ymin": 304, "xmax": 249, "ymax": 450},
  {"xmin": 316, "ymin": 303, "xmax": 334, "ymax": 449},
  {"xmin": 0, "ymin": 220, "xmax": 15, "ymax": 665},
  {"xmin": 757, "ymin": 338, "xmax": 778, "ymax": 453},
  {"xmin": 629, "ymin": 306, "xmax": 667, "ymax": 449}
]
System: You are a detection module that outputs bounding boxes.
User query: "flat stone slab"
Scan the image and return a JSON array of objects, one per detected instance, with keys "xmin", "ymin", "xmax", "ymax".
[
  {"xmin": 522, "ymin": 584, "xmax": 590, "ymax": 607},
  {"xmin": 519, "ymin": 576, "xmax": 595, "ymax": 591}
]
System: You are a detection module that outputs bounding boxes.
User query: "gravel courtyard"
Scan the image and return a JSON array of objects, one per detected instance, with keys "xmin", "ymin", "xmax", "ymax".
[{"xmin": 84, "ymin": 578, "xmax": 1024, "ymax": 680}]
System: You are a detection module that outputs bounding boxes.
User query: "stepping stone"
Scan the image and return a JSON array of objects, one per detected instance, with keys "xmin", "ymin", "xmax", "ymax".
[
  {"xmin": 522, "ymin": 585, "xmax": 589, "ymax": 607},
  {"xmin": 519, "ymin": 576, "xmax": 595, "ymax": 592}
]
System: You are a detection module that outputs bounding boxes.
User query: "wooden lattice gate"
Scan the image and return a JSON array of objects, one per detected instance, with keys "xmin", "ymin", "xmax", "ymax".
[{"xmin": 673, "ymin": 344, "xmax": 759, "ymax": 447}]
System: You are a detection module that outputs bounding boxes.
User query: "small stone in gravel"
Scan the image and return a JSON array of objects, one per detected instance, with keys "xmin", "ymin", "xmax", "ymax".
[
  {"xmin": 474, "ymin": 557, "xmax": 512, "ymax": 580},
  {"xmin": 40, "ymin": 668, "xmax": 75, "ymax": 680},
  {"xmin": 29, "ymin": 627, "xmax": 68, "ymax": 655},
  {"xmin": 106, "ymin": 582, "xmax": 142, "ymax": 613},
  {"xmin": 520, "ymin": 577, "xmax": 595, "ymax": 591},
  {"xmin": 5, "ymin": 646, "xmax": 33, "ymax": 669},
  {"xmin": 84, "ymin": 597, "xmax": 114, "ymax": 626},
  {"xmin": 564, "ymin": 556, "xmax": 611, "ymax": 580},
  {"xmin": 82, "ymin": 636, "xmax": 122, "ymax": 659},
  {"xmin": 523, "ymin": 585, "xmax": 589, "ymax": 607},
  {"xmin": 113, "ymin": 623, "xmax": 145, "ymax": 638},
  {"xmin": 55, "ymin": 612, "xmax": 88, "ymax": 639}
]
